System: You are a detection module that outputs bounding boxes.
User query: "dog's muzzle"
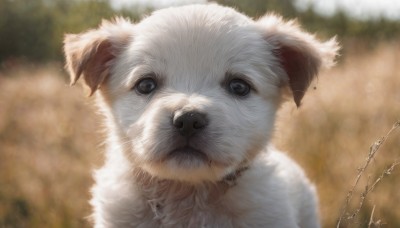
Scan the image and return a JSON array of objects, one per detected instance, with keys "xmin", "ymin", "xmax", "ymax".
[{"xmin": 165, "ymin": 109, "xmax": 210, "ymax": 164}]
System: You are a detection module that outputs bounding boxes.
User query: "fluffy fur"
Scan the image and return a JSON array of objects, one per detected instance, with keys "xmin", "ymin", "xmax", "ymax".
[{"xmin": 64, "ymin": 4, "xmax": 339, "ymax": 228}]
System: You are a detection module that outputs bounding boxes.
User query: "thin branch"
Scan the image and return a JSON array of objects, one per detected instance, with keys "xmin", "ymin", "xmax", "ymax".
[
  {"xmin": 347, "ymin": 160, "xmax": 400, "ymax": 220},
  {"xmin": 368, "ymin": 205, "xmax": 376, "ymax": 228},
  {"xmin": 337, "ymin": 120, "xmax": 400, "ymax": 228}
]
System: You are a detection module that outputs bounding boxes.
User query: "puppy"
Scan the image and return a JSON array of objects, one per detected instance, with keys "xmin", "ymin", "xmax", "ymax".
[{"xmin": 64, "ymin": 4, "xmax": 338, "ymax": 228}]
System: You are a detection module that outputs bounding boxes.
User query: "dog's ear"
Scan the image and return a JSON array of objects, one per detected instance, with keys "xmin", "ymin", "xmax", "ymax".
[
  {"xmin": 63, "ymin": 18, "xmax": 133, "ymax": 96},
  {"xmin": 257, "ymin": 14, "xmax": 339, "ymax": 106}
]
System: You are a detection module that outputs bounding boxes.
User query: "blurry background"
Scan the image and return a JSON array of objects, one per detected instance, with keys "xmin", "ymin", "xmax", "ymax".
[{"xmin": 0, "ymin": 0, "xmax": 399, "ymax": 227}]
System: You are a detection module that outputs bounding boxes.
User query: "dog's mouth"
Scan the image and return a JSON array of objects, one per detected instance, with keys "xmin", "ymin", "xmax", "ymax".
[{"xmin": 167, "ymin": 146, "xmax": 209, "ymax": 164}]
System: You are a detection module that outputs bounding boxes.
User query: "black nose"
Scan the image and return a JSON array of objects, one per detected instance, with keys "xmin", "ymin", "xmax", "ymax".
[{"xmin": 172, "ymin": 111, "xmax": 208, "ymax": 137}]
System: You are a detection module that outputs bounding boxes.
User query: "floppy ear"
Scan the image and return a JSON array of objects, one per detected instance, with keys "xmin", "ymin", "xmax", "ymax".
[
  {"xmin": 63, "ymin": 18, "xmax": 133, "ymax": 95},
  {"xmin": 257, "ymin": 14, "xmax": 339, "ymax": 106}
]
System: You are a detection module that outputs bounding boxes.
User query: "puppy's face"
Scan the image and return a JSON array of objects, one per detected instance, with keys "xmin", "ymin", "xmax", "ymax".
[{"xmin": 64, "ymin": 4, "xmax": 338, "ymax": 182}]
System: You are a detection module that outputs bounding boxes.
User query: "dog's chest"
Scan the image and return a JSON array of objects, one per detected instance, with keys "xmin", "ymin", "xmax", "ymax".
[{"xmin": 139, "ymin": 181, "xmax": 234, "ymax": 228}]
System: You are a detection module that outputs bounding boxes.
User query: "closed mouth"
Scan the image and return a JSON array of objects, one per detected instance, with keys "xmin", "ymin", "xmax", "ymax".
[{"xmin": 167, "ymin": 146, "xmax": 209, "ymax": 162}]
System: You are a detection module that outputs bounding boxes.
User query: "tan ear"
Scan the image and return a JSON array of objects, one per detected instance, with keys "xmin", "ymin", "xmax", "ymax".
[
  {"xmin": 63, "ymin": 18, "xmax": 133, "ymax": 95},
  {"xmin": 257, "ymin": 14, "xmax": 339, "ymax": 106}
]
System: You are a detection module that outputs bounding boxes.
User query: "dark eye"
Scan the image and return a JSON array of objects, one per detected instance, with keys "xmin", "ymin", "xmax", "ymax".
[
  {"xmin": 135, "ymin": 77, "xmax": 157, "ymax": 94},
  {"xmin": 228, "ymin": 79, "xmax": 251, "ymax": 96}
]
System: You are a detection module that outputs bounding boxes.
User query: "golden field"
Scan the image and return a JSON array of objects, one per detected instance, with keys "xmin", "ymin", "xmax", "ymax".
[{"xmin": 0, "ymin": 43, "xmax": 399, "ymax": 227}]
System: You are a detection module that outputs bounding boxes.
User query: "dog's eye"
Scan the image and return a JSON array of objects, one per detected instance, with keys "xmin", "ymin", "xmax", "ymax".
[
  {"xmin": 228, "ymin": 79, "xmax": 251, "ymax": 97},
  {"xmin": 135, "ymin": 78, "xmax": 157, "ymax": 94}
]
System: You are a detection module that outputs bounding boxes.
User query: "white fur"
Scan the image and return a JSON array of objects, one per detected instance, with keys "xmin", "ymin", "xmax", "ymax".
[{"xmin": 64, "ymin": 3, "xmax": 338, "ymax": 227}]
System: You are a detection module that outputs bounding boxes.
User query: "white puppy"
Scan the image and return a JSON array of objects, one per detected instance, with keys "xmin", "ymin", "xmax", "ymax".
[{"xmin": 64, "ymin": 4, "xmax": 338, "ymax": 228}]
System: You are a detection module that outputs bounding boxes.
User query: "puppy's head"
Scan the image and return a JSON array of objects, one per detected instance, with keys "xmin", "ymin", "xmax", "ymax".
[{"xmin": 64, "ymin": 4, "xmax": 339, "ymax": 182}]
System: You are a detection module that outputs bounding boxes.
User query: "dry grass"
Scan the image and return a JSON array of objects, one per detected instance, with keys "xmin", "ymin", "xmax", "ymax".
[
  {"xmin": 274, "ymin": 42, "xmax": 400, "ymax": 227},
  {"xmin": 0, "ymin": 66, "xmax": 103, "ymax": 227},
  {"xmin": 1, "ymin": 43, "xmax": 399, "ymax": 227},
  {"xmin": 336, "ymin": 121, "xmax": 399, "ymax": 227}
]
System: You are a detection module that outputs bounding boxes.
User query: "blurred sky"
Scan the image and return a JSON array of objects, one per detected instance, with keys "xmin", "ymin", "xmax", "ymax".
[
  {"xmin": 295, "ymin": 0, "xmax": 400, "ymax": 20},
  {"xmin": 110, "ymin": 0, "xmax": 400, "ymax": 21}
]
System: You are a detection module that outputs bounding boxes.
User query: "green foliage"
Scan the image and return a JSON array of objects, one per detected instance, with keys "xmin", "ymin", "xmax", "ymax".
[
  {"xmin": 1, "ymin": 0, "xmax": 400, "ymax": 64},
  {"xmin": 0, "ymin": 0, "xmax": 142, "ymax": 64},
  {"xmin": 213, "ymin": 0, "xmax": 400, "ymax": 48},
  {"xmin": 0, "ymin": 0, "xmax": 55, "ymax": 61}
]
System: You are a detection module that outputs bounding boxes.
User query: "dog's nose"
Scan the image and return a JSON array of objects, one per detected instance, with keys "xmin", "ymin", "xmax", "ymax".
[{"xmin": 172, "ymin": 111, "xmax": 208, "ymax": 137}]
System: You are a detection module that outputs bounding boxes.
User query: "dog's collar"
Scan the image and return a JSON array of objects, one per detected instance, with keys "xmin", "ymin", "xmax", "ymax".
[{"xmin": 221, "ymin": 166, "xmax": 249, "ymax": 187}]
